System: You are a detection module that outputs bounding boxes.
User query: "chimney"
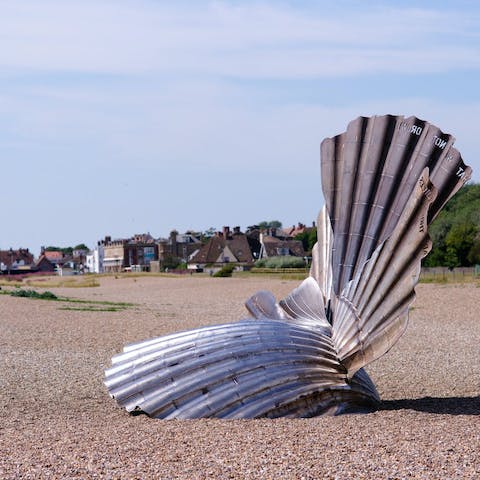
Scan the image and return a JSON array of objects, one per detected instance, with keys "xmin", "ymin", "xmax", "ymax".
[
  {"xmin": 222, "ymin": 226, "xmax": 230, "ymax": 238},
  {"xmin": 170, "ymin": 230, "xmax": 177, "ymax": 255},
  {"xmin": 233, "ymin": 226, "xmax": 241, "ymax": 235}
]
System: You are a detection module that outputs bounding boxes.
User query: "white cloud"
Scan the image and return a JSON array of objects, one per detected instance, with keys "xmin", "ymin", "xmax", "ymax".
[
  {"xmin": 1, "ymin": 1, "xmax": 479, "ymax": 252},
  {"xmin": 1, "ymin": 75, "xmax": 478, "ymax": 174},
  {"xmin": 0, "ymin": 1, "xmax": 479, "ymax": 77}
]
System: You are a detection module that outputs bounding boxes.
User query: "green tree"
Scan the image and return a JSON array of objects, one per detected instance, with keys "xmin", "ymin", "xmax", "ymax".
[
  {"xmin": 444, "ymin": 223, "xmax": 477, "ymax": 267},
  {"xmin": 201, "ymin": 227, "xmax": 216, "ymax": 245},
  {"xmin": 424, "ymin": 182, "xmax": 480, "ymax": 267},
  {"xmin": 295, "ymin": 229, "xmax": 317, "ymax": 254},
  {"xmin": 258, "ymin": 220, "xmax": 282, "ymax": 229},
  {"xmin": 45, "ymin": 246, "xmax": 73, "ymax": 256},
  {"xmin": 467, "ymin": 236, "xmax": 480, "ymax": 265}
]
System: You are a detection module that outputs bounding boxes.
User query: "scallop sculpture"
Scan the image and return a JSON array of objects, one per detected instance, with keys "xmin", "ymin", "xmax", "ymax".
[{"xmin": 105, "ymin": 114, "xmax": 471, "ymax": 418}]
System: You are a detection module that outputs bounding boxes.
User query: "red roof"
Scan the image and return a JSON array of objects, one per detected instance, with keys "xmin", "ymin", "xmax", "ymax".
[{"xmin": 44, "ymin": 251, "xmax": 63, "ymax": 260}]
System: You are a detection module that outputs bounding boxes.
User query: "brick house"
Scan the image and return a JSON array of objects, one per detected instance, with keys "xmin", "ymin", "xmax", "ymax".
[
  {"xmin": 35, "ymin": 255, "xmax": 57, "ymax": 273},
  {"xmin": 103, "ymin": 234, "xmax": 158, "ymax": 273},
  {"xmin": 0, "ymin": 248, "xmax": 34, "ymax": 273},
  {"xmin": 258, "ymin": 233, "xmax": 306, "ymax": 259},
  {"xmin": 103, "ymin": 238, "xmax": 127, "ymax": 273},
  {"xmin": 154, "ymin": 231, "xmax": 202, "ymax": 270},
  {"xmin": 188, "ymin": 226, "xmax": 254, "ymax": 269}
]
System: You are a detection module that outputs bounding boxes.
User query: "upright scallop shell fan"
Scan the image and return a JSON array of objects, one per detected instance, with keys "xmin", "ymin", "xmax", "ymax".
[{"xmin": 105, "ymin": 114, "xmax": 471, "ymax": 418}]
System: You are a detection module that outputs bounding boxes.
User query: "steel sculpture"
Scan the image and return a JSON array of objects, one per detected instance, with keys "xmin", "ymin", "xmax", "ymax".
[{"xmin": 105, "ymin": 115, "xmax": 471, "ymax": 418}]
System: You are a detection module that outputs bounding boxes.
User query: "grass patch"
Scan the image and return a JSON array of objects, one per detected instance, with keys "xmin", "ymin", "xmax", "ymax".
[
  {"xmin": 0, "ymin": 275, "xmax": 100, "ymax": 288},
  {"xmin": 0, "ymin": 276, "xmax": 100, "ymax": 288},
  {"xmin": 59, "ymin": 305, "xmax": 128, "ymax": 312},
  {"xmin": 108, "ymin": 272, "xmax": 182, "ymax": 279},
  {"xmin": 25, "ymin": 277, "xmax": 100, "ymax": 288},
  {"xmin": 58, "ymin": 297, "xmax": 134, "ymax": 312},
  {"xmin": 278, "ymin": 273, "xmax": 310, "ymax": 281},
  {"xmin": 1, "ymin": 288, "xmax": 135, "ymax": 312},
  {"xmin": 246, "ymin": 268, "xmax": 309, "ymax": 281},
  {"xmin": 0, "ymin": 279, "xmax": 23, "ymax": 288},
  {"xmin": 60, "ymin": 297, "xmax": 134, "ymax": 308},
  {"xmin": 418, "ymin": 276, "xmax": 449, "ymax": 284},
  {"xmin": 9, "ymin": 289, "xmax": 58, "ymax": 300},
  {"xmin": 419, "ymin": 273, "xmax": 478, "ymax": 284}
]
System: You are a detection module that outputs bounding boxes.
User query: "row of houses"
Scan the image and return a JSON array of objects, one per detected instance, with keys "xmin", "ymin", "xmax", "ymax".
[
  {"xmin": 0, "ymin": 247, "xmax": 90, "ymax": 276},
  {"xmin": 89, "ymin": 224, "xmax": 311, "ymax": 273},
  {"xmin": 0, "ymin": 248, "xmax": 35, "ymax": 274},
  {"xmin": 1, "ymin": 223, "xmax": 314, "ymax": 275}
]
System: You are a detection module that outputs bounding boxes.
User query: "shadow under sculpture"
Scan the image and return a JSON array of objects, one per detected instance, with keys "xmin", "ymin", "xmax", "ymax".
[{"xmin": 105, "ymin": 114, "xmax": 472, "ymax": 419}]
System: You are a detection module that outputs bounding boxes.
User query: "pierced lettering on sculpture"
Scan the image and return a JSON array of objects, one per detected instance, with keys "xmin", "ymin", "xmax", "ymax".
[
  {"xmin": 419, "ymin": 215, "xmax": 425, "ymax": 233},
  {"xmin": 399, "ymin": 121, "xmax": 423, "ymax": 136},
  {"xmin": 432, "ymin": 135, "xmax": 448, "ymax": 150},
  {"xmin": 411, "ymin": 125, "xmax": 423, "ymax": 136}
]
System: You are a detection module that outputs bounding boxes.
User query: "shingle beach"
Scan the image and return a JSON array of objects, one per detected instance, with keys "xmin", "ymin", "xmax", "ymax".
[{"xmin": 1, "ymin": 276, "xmax": 479, "ymax": 479}]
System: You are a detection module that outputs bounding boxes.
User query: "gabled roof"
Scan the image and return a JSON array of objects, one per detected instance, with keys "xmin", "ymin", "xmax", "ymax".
[
  {"xmin": 260, "ymin": 235, "xmax": 306, "ymax": 258},
  {"xmin": 190, "ymin": 234, "xmax": 254, "ymax": 264},
  {"xmin": 41, "ymin": 251, "xmax": 76, "ymax": 266},
  {"xmin": 35, "ymin": 255, "xmax": 56, "ymax": 272},
  {"xmin": 282, "ymin": 223, "xmax": 308, "ymax": 237},
  {"xmin": 0, "ymin": 249, "xmax": 34, "ymax": 267}
]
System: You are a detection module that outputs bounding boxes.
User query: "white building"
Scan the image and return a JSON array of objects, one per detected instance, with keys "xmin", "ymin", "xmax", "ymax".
[{"xmin": 86, "ymin": 244, "xmax": 104, "ymax": 273}]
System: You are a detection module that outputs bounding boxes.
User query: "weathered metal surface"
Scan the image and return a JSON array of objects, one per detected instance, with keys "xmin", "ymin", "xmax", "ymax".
[
  {"xmin": 105, "ymin": 277, "xmax": 379, "ymax": 418},
  {"xmin": 319, "ymin": 115, "xmax": 471, "ymax": 296},
  {"xmin": 105, "ymin": 114, "xmax": 471, "ymax": 418}
]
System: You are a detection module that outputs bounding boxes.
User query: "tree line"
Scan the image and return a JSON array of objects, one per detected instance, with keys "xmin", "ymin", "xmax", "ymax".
[
  {"xmin": 424, "ymin": 182, "xmax": 480, "ymax": 268},
  {"xmin": 294, "ymin": 182, "xmax": 480, "ymax": 268}
]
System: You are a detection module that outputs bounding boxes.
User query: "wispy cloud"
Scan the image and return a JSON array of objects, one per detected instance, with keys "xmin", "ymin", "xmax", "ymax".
[
  {"xmin": 1, "ymin": 2, "xmax": 479, "ymax": 77},
  {"xmin": 1, "ymin": 1, "xmax": 479, "ymax": 251}
]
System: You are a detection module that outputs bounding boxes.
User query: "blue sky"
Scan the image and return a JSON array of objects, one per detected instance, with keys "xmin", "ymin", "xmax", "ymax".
[{"xmin": 2, "ymin": 1, "xmax": 479, "ymax": 255}]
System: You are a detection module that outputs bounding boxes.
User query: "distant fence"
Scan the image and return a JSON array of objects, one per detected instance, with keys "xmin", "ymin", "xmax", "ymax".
[
  {"xmin": 251, "ymin": 267, "xmax": 308, "ymax": 273},
  {"xmin": 420, "ymin": 266, "xmax": 480, "ymax": 281}
]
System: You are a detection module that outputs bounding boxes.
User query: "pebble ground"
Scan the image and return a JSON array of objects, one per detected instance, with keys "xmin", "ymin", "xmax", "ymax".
[{"xmin": 1, "ymin": 276, "xmax": 479, "ymax": 479}]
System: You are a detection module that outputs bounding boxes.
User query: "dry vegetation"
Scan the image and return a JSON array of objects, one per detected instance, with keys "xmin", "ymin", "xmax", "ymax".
[{"xmin": 1, "ymin": 275, "xmax": 479, "ymax": 479}]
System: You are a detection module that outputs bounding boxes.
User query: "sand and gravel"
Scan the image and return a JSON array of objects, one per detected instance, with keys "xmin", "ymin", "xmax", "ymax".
[{"xmin": 1, "ymin": 275, "xmax": 479, "ymax": 479}]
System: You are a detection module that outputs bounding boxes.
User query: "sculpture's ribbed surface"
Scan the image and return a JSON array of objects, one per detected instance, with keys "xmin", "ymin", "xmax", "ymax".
[
  {"xmin": 105, "ymin": 278, "xmax": 380, "ymax": 418},
  {"xmin": 319, "ymin": 115, "xmax": 471, "ymax": 296},
  {"xmin": 105, "ymin": 114, "xmax": 471, "ymax": 418}
]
